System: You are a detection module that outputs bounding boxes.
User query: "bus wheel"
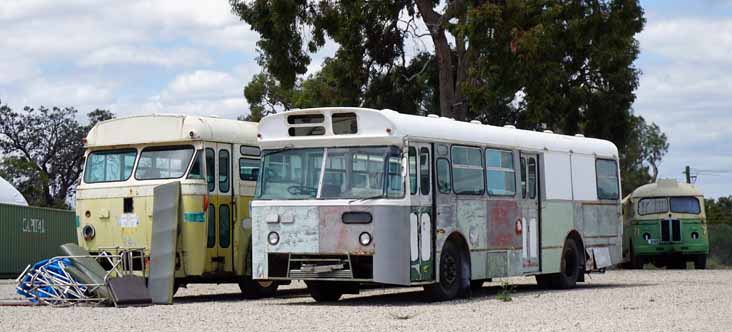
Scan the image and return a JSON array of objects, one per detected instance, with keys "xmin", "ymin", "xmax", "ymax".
[
  {"xmin": 306, "ymin": 281, "xmax": 343, "ymax": 302},
  {"xmin": 239, "ymin": 277, "xmax": 279, "ymax": 299},
  {"xmin": 424, "ymin": 241, "xmax": 468, "ymax": 301},
  {"xmin": 556, "ymin": 238, "xmax": 581, "ymax": 289},
  {"xmin": 694, "ymin": 255, "xmax": 707, "ymax": 269}
]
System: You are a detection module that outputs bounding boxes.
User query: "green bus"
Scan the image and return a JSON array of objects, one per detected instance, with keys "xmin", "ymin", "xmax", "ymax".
[{"xmin": 622, "ymin": 179, "xmax": 709, "ymax": 269}]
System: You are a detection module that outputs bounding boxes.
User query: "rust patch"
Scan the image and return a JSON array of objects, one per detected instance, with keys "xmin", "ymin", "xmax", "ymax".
[
  {"xmin": 487, "ymin": 200, "xmax": 522, "ymax": 248},
  {"xmin": 318, "ymin": 206, "xmax": 374, "ymax": 253}
]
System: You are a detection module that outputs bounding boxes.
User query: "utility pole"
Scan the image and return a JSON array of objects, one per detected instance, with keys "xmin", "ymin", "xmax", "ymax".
[{"xmin": 684, "ymin": 165, "xmax": 691, "ymax": 184}]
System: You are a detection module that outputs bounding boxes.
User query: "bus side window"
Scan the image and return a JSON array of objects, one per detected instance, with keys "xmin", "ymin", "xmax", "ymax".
[
  {"xmin": 206, "ymin": 148, "xmax": 215, "ymax": 192},
  {"xmin": 239, "ymin": 158, "xmax": 259, "ymax": 181},
  {"xmin": 596, "ymin": 159, "xmax": 619, "ymax": 200},
  {"xmin": 520, "ymin": 156, "xmax": 527, "ymax": 199},
  {"xmin": 207, "ymin": 204, "xmax": 215, "ymax": 248},
  {"xmin": 528, "ymin": 157, "xmax": 537, "ymax": 199},
  {"xmin": 409, "ymin": 147, "xmax": 417, "ymax": 195},
  {"xmin": 419, "ymin": 147, "xmax": 430, "ymax": 195},
  {"xmin": 219, "ymin": 149, "xmax": 230, "ymax": 193},
  {"xmin": 436, "ymin": 158, "xmax": 451, "ymax": 194},
  {"xmin": 187, "ymin": 149, "xmax": 204, "ymax": 179},
  {"xmin": 220, "ymin": 205, "xmax": 230, "ymax": 248}
]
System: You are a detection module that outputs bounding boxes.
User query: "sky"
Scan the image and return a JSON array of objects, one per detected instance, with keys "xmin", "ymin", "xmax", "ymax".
[{"xmin": 0, "ymin": 1, "xmax": 730, "ymax": 197}]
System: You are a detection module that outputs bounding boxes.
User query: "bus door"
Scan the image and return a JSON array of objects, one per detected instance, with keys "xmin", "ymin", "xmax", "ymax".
[
  {"xmin": 520, "ymin": 153, "xmax": 540, "ymax": 272},
  {"xmin": 205, "ymin": 143, "xmax": 235, "ymax": 272},
  {"xmin": 409, "ymin": 143, "xmax": 434, "ymax": 281}
]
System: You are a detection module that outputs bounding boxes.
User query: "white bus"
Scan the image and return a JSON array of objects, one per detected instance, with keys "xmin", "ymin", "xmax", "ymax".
[
  {"xmin": 76, "ymin": 114, "xmax": 278, "ymax": 297},
  {"xmin": 251, "ymin": 108, "xmax": 622, "ymax": 301}
]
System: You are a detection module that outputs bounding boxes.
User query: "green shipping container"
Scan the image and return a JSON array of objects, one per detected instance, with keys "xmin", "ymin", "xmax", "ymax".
[{"xmin": 0, "ymin": 203, "xmax": 77, "ymax": 278}]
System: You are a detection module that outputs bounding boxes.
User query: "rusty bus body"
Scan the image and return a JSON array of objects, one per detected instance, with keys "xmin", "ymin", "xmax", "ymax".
[{"xmin": 252, "ymin": 108, "xmax": 622, "ymax": 301}]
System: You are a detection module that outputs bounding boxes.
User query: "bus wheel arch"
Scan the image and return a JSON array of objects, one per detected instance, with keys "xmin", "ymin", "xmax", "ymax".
[
  {"xmin": 566, "ymin": 230, "xmax": 586, "ymax": 282},
  {"xmin": 425, "ymin": 232, "xmax": 471, "ymax": 301}
]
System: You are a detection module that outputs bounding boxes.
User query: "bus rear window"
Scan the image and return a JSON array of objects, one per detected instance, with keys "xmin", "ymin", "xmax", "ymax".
[
  {"xmin": 670, "ymin": 197, "xmax": 701, "ymax": 214},
  {"xmin": 84, "ymin": 149, "xmax": 137, "ymax": 183},
  {"xmin": 135, "ymin": 146, "xmax": 195, "ymax": 180}
]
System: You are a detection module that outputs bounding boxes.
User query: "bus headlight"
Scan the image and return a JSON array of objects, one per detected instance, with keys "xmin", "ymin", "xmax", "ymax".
[
  {"xmin": 691, "ymin": 232, "xmax": 699, "ymax": 240},
  {"xmin": 359, "ymin": 232, "xmax": 372, "ymax": 246},
  {"xmin": 82, "ymin": 224, "xmax": 96, "ymax": 241},
  {"xmin": 268, "ymin": 231, "xmax": 280, "ymax": 245}
]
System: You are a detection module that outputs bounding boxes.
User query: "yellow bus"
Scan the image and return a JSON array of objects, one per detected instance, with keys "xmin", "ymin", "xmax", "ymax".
[{"xmin": 76, "ymin": 114, "xmax": 277, "ymax": 297}]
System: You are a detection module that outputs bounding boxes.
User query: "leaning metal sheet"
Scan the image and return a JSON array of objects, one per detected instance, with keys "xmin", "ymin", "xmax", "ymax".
[{"xmin": 148, "ymin": 181, "xmax": 180, "ymax": 304}]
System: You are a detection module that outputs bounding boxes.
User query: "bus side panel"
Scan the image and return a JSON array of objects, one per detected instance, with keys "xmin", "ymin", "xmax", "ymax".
[
  {"xmin": 540, "ymin": 200, "xmax": 574, "ymax": 273},
  {"xmin": 180, "ymin": 195, "xmax": 207, "ymax": 276},
  {"xmin": 373, "ymin": 207, "xmax": 410, "ymax": 285},
  {"xmin": 233, "ymin": 195, "xmax": 254, "ymax": 276},
  {"xmin": 576, "ymin": 202, "xmax": 622, "ymax": 267}
]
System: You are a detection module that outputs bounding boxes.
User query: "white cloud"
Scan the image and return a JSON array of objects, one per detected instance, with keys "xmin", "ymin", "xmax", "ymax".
[
  {"xmin": 79, "ymin": 46, "xmax": 210, "ymax": 67},
  {"xmin": 18, "ymin": 78, "xmax": 115, "ymax": 108},
  {"xmin": 161, "ymin": 70, "xmax": 242, "ymax": 101},
  {"xmin": 639, "ymin": 18, "xmax": 732, "ymax": 64},
  {"xmin": 635, "ymin": 16, "xmax": 732, "ymax": 197}
]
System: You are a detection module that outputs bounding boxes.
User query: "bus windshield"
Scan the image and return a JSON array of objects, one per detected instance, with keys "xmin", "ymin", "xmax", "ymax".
[
  {"xmin": 135, "ymin": 145, "xmax": 195, "ymax": 180},
  {"xmin": 257, "ymin": 146, "xmax": 403, "ymax": 200},
  {"xmin": 84, "ymin": 149, "xmax": 137, "ymax": 183}
]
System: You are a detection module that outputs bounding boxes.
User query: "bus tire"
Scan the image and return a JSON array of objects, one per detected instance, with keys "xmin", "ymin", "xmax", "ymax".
[
  {"xmin": 556, "ymin": 237, "xmax": 581, "ymax": 289},
  {"xmin": 239, "ymin": 277, "xmax": 279, "ymax": 299},
  {"xmin": 306, "ymin": 281, "xmax": 343, "ymax": 302},
  {"xmin": 424, "ymin": 240, "xmax": 468, "ymax": 301},
  {"xmin": 694, "ymin": 255, "xmax": 707, "ymax": 269}
]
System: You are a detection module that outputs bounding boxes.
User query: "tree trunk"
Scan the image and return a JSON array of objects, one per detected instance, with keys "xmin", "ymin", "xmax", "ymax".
[{"xmin": 416, "ymin": 0, "xmax": 458, "ymax": 120}]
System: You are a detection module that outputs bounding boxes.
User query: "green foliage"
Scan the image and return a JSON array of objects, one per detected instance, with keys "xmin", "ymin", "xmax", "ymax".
[
  {"xmin": 496, "ymin": 280, "xmax": 515, "ymax": 302},
  {"xmin": 706, "ymin": 197, "xmax": 732, "ymax": 266},
  {"xmin": 232, "ymin": 0, "xmax": 662, "ymax": 194},
  {"xmin": 621, "ymin": 115, "xmax": 669, "ymax": 196},
  {"xmin": 0, "ymin": 101, "xmax": 114, "ymax": 208}
]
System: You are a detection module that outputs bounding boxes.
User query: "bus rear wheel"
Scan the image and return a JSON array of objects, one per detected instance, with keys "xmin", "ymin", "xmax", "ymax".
[
  {"xmin": 424, "ymin": 240, "xmax": 469, "ymax": 301},
  {"xmin": 536, "ymin": 238, "xmax": 582, "ymax": 289},
  {"xmin": 239, "ymin": 278, "xmax": 279, "ymax": 299},
  {"xmin": 306, "ymin": 281, "xmax": 343, "ymax": 302}
]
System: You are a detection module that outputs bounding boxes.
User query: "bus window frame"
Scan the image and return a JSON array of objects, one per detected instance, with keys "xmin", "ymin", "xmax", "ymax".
[
  {"xmin": 83, "ymin": 148, "xmax": 139, "ymax": 184},
  {"xmin": 134, "ymin": 144, "xmax": 196, "ymax": 181},
  {"xmin": 484, "ymin": 148, "xmax": 517, "ymax": 197},
  {"xmin": 595, "ymin": 158, "xmax": 620, "ymax": 201},
  {"xmin": 450, "ymin": 144, "xmax": 485, "ymax": 196}
]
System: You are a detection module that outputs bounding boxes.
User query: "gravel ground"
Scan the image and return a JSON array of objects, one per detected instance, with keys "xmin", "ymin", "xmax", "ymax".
[{"xmin": 1, "ymin": 270, "xmax": 731, "ymax": 332}]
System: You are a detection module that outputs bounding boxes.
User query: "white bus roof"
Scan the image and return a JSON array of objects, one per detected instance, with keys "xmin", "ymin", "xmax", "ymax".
[
  {"xmin": 257, "ymin": 107, "xmax": 618, "ymax": 158},
  {"xmin": 631, "ymin": 179, "xmax": 703, "ymax": 198},
  {"xmin": 85, "ymin": 114, "xmax": 259, "ymax": 148}
]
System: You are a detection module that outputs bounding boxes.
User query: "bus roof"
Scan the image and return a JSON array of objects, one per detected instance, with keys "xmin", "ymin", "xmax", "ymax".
[
  {"xmin": 257, "ymin": 107, "xmax": 618, "ymax": 158},
  {"xmin": 631, "ymin": 179, "xmax": 703, "ymax": 198},
  {"xmin": 85, "ymin": 114, "xmax": 258, "ymax": 148}
]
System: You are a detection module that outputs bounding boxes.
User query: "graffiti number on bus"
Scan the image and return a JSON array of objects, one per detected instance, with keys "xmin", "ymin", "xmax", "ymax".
[{"xmin": 22, "ymin": 218, "xmax": 46, "ymax": 234}]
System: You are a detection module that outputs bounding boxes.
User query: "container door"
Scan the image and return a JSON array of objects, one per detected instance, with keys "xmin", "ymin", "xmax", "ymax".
[
  {"xmin": 520, "ymin": 153, "xmax": 540, "ymax": 272},
  {"xmin": 409, "ymin": 143, "xmax": 434, "ymax": 281}
]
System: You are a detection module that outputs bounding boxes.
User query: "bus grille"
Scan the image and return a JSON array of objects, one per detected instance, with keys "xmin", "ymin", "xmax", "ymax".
[
  {"xmin": 267, "ymin": 254, "xmax": 373, "ymax": 280},
  {"xmin": 661, "ymin": 219, "xmax": 681, "ymax": 243}
]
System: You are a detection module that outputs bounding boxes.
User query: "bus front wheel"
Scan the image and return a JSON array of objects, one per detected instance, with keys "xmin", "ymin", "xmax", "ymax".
[
  {"xmin": 239, "ymin": 278, "xmax": 279, "ymax": 299},
  {"xmin": 424, "ymin": 240, "xmax": 469, "ymax": 301},
  {"xmin": 306, "ymin": 281, "xmax": 343, "ymax": 302}
]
